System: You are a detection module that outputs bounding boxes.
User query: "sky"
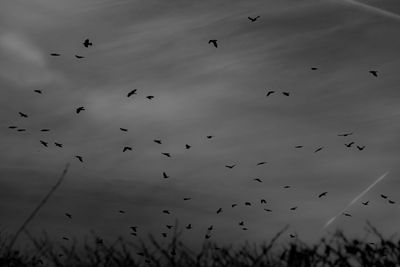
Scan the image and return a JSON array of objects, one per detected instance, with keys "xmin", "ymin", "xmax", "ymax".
[{"xmin": 1, "ymin": 0, "xmax": 400, "ymax": 249}]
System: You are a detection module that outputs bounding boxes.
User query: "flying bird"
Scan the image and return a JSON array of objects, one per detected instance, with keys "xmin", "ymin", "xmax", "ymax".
[
  {"xmin": 318, "ymin": 192, "xmax": 328, "ymax": 198},
  {"xmin": 282, "ymin": 92, "xmax": 290, "ymax": 96},
  {"xmin": 120, "ymin": 128, "xmax": 128, "ymax": 132},
  {"xmin": 257, "ymin": 162, "xmax": 267, "ymax": 166},
  {"xmin": 146, "ymin": 96, "xmax": 154, "ymax": 100},
  {"xmin": 381, "ymin": 194, "xmax": 388, "ymax": 199},
  {"xmin": 183, "ymin": 197, "xmax": 192, "ymax": 201},
  {"xmin": 185, "ymin": 224, "xmax": 192, "ymax": 230},
  {"xmin": 62, "ymin": 237, "xmax": 69, "ymax": 241},
  {"xmin": 161, "ymin": 152, "xmax": 171, "ymax": 158},
  {"xmin": 245, "ymin": 202, "xmax": 251, "ymax": 206},
  {"xmin": 283, "ymin": 185, "xmax": 291, "ymax": 189},
  {"xmin": 8, "ymin": 126, "xmax": 17, "ymax": 129},
  {"xmin": 266, "ymin": 91, "xmax": 275, "ymax": 97},
  {"xmin": 123, "ymin": 146, "xmax": 132, "ymax": 152},
  {"xmin": 40, "ymin": 129, "xmax": 50, "ymax": 132},
  {"xmin": 369, "ymin": 70, "xmax": 378, "ymax": 77},
  {"xmin": 357, "ymin": 145, "xmax": 366, "ymax": 151},
  {"xmin": 208, "ymin": 39, "xmax": 218, "ymax": 48},
  {"xmin": 40, "ymin": 140, "xmax": 48, "ymax": 147},
  {"xmin": 216, "ymin": 208, "xmax": 222, "ymax": 214},
  {"xmin": 154, "ymin": 139, "xmax": 162, "ymax": 144},
  {"xmin": 264, "ymin": 208, "xmax": 272, "ymax": 212},
  {"xmin": 17, "ymin": 129, "xmax": 26, "ymax": 132},
  {"xmin": 238, "ymin": 221, "xmax": 244, "ymax": 226},
  {"xmin": 54, "ymin": 142, "xmax": 63, "ymax": 148},
  {"xmin": 338, "ymin": 132, "xmax": 353, "ymax": 137},
  {"xmin": 248, "ymin": 16, "xmax": 260, "ymax": 22},
  {"xmin": 161, "ymin": 233, "xmax": 167, "ymax": 238},
  {"xmin": 163, "ymin": 172, "xmax": 169, "ymax": 179},
  {"xmin": 34, "ymin": 89, "xmax": 42, "ymax": 94},
  {"xmin": 362, "ymin": 201, "xmax": 369, "ymax": 206},
  {"xmin": 76, "ymin": 107, "xmax": 85, "ymax": 113},
  {"xmin": 290, "ymin": 234, "xmax": 297, "ymax": 238},
  {"xmin": 83, "ymin": 38, "xmax": 93, "ymax": 47},
  {"xmin": 166, "ymin": 225, "xmax": 173, "ymax": 229},
  {"xmin": 19, "ymin": 112, "xmax": 28, "ymax": 118},
  {"xmin": 295, "ymin": 145, "xmax": 303, "ymax": 148},
  {"xmin": 254, "ymin": 178, "xmax": 262, "ymax": 183},
  {"xmin": 65, "ymin": 213, "xmax": 72, "ymax": 219},
  {"xmin": 231, "ymin": 204, "xmax": 237, "ymax": 208},
  {"xmin": 261, "ymin": 199, "xmax": 267, "ymax": 204},
  {"xmin": 311, "ymin": 67, "xmax": 318, "ymax": 70},
  {"xmin": 75, "ymin": 55, "xmax": 85, "ymax": 59},
  {"xmin": 118, "ymin": 210, "xmax": 125, "ymax": 214},
  {"xmin": 130, "ymin": 226, "xmax": 138, "ymax": 232},
  {"xmin": 206, "ymin": 135, "xmax": 214, "ymax": 139},
  {"xmin": 185, "ymin": 144, "xmax": 191, "ymax": 149},
  {"xmin": 343, "ymin": 213, "xmax": 352, "ymax": 217},
  {"xmin": 75, "ymin": 155, "xmax": 83, "ymax": 162},
  {"xmin": 225, "ymin": 164, "xmax": 236, "ymax": 169},
  {"xmin": 162, "ymin": 210, "xmax": 170, "ymax": 214},
  {"xmin": 127, "ymin": 89, "xmax": 137, "ymax": 97},
  {"xmin": 388, "ymin": 200, "xmax": 396, "ymax": 204},
  {"xmin": 290, "ymin": 206, "xmax": 298, "ymax": 211},
  {"xmin": 50, "ymin": 53, "xmax": 60, "ymax": 56},
  {"xmin": 208, "ymin": 225, "xmax": 213, "ymax": 231},
  {"xmin": 345, "ymin": 142, "xmax": 355, "ymax": 148},
  {"xmin": 314, "ymin": 147, "xmax": 324, "ymax": 153}
]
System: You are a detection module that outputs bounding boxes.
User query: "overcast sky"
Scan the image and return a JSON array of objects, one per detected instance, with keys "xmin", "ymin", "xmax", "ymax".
[{"xmin": 1, "ymin": 0, "xmax": 400, "ymax": 249}]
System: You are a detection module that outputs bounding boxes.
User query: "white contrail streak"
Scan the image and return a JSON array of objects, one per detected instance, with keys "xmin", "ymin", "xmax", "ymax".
[
  {"xmin": 322, "ymin": 172, "xmax": 389, "ymax": 229},
  {"xmin": 336, "ymin": 0, "xmax": 400, "ymax": 21}
]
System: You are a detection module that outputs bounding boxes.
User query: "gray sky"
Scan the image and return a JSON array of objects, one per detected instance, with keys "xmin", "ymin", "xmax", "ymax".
[{"xmin": 1, "ymin": 0, "xmax": 400, "ymax": 248}]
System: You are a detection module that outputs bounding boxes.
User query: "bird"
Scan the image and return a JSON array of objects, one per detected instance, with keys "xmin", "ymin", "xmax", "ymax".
[
  {"xmin": 19, "ymin": 112, "xmax": 28, "ymax": 118},
  {"xmin": 242, "ymin": 227, "xmax": 248, "ymax": 231},
  {"xmin": 50, "ymin": 53, "xmax": 60, "ymax": 56},
  {"xmin": 282, "ymin": 92, "xmax": 290, "ymax": 96},
  {"xmin": 75, "ymin": 55, "xmax": 85, "ymax": 59},
  {"xmin": 8, "ymin": 126, "xmax": 17, "ymax": 129},
  {"xmin": 161, "ymin": 152, "xmax": 171, "ymax": 157},
  {"xmin": 290, "ymin": 206, "xmax": 298, "ymax": 211},
  {"xmin": 338, "ymin": 132, "xmax": 353, "ymax": 137},
  {"xmin": 40, "ymin": 129, "xmax": 50, "ymax": 132},
  {"xmin": 311, "ymin": 67, "xmax": 318, "ymax": 70},
  {"xmin": 154, "ymin": 139, "xmax": 162, "ymax": 144},
  {"xmin": 369, "ymin": 70, "xmax": 378, "ymax": 77},
  {"xmin": 238, "ymin": 221, "xmax": 244, "ymax": 226},
  {"xmin": 318, "ymin": 192, "xmax": 328, "ymax": 198},
  {"xmin": 283, "ymin": 185, "xmax": 291, "ymax": 189},
  {"xmin": 254, "ymin": 178, "xmax": 262, "ymax": 183},
  {"xmin": 343, "ymin": 213, "xmax": 352, "ymax": 217},
  {"xmin": 183, "ymin": 197, "xmax": 192, "ymax": 201},
  {"xmin": 208, "ymin": 40, "xmax": 218, "ymax": 48},
  {"xmin": 185, "ymin": 144, "xmax": 191, "ymax": 149},
  {"xmin": 381, "ymin": 194, "xmax": 388, "ymax": 199},
  {"xmin": 34, "ymin": 89, "xmax": 42, "ymax": 94},
  {"xmin": 17, "ymin": 129, "xmax": 26, "ymax": 132},
  {"xmin": 216, "ymin": 208, "xmax": 222, "ymax": 214},
  {"xmin": 163, "ymin": 172, "xmax": 169, "ymax": 179},
  {"xmin": 362, "ymin": 201, "xmax": 369, "ymax": 206},
  {"xmin": 130, "ymin": 226, "xmax": 138, "ymax": 232},
  {"xmin": 123, "ymin": 146, "xmax": 132, "ymax": 152},
  {"xmin": 118, "ymin": 210, "xmax": 125, "ymax": 214},
  {"xmin": 248, "ymin": 16, "xmax": 260, "ymax": 22},
  {"xmin": 245, "ymin": 202, "xmax": 251, "ymax": 206},
  {"xmin": 146, "ymin": 96, "xmax": 154, "ymax": 100},
  {"xmin": 261, "ymin": 199, "xmax": 267, "ymax": 204},
  {"xmin": 257, "ymin": 162, "xmax": 267, "ymax": 166},
  {"xmin": 65, "ymin": 213, "xmax": 72, "ymax": 219},
  {"xmin": 62, "ymin": 237, "xmax": 69, "ymax": 241},
  {"xmin": 185, "ymin": 224, "xmax": 192, "ymax": 230},
  {"xmin": 127, "ymin": 89, "xmax": 137, "ymax": 97},
  {"xmin": 314, "ymin": 147, "xmax": 324, "ymax": 153},
  {"xmin": 264, "ymin": 208, "xmax": 272, "ymax": 212},
  {"xmin": 76, "ymin": 107, "xmax": 85, "ymax": 114},
  {"xmin": 120, "ymin": 128, "xmax": 128, "ymax": 132},
  {"xmin": 208, "ymin": 225, "xmax": 213, "ymax": 231},
  {"xmin": 225, "ymin": 164, "xmax": 236, "ymax": 169},
  {"xmin": 388, "ymin": 200, "xmax": 396, "ymax": 204},
  {"xmin": 206, "ymin": 135, "xmax": 214, "ymax": 139},
  {"xmin": 345, "ymin": 142, "xmax": 354, "ymax": 147},
  {"xmin": 83, "ymin": 38, "xmax": 93, "ymax": 47},
  {"xmin": 205, "ymin": 234, "xmax": 211, "ymax": 239},
  {"xmin": 54, "ymin": 142, "xmax": 63, "ymax": 148},
  {"xmin": 295, "ymin": 145, "xmax": 303, "ymax": 148},
  {"xmin": 357, "ymin": 145, "xmax": 365, "ymax": 151},
  {"xmin": 290, "ymin": 234, "xmax": 297, "ymax": 238},
  {"xmin": 75, "ymin": 155, "xmax": 83, "ymax": 162},
  {"xmin": 40, "ymin": 140, "xmax": 48, "ymax": 147},
  {"xmin": 130, "ymin": 232, "xmax": 137, "ymax": 236},
  {"xmin": 266, "ymin": 91, "xmax": 275, "ymax": 97},
  {"xmin": 231, "ymin": 204, "xmax": 237, "ymax": 208},
  {"xmin": 161, "ymin": 233, "xmax": 167, "ymax": 238},
  {"xmin": 162, "ymin": 210, "xmax": 170, "ymax": 214},
  {"xmin": 166, "ymin": 225, "xmax": 173, "ymax": 229}
]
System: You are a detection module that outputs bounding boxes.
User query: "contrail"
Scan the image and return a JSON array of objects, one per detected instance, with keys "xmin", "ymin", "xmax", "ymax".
[
  {"xmin": 336, "ymin": 0, "xmax": 400, "ymax": 21},
  {"xmin": 322, "ymin": 171, "xmax": 389, "ymax": 229}
]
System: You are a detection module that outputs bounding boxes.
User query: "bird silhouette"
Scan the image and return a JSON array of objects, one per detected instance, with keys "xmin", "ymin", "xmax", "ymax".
[
  {"xmin": 295, "ymin": 145, "xmax": 303, "ymax": 148},
  {"xmin": 8, "ymin": 126, "xmax": 17, "ymax": 129},
  {"xmin": 314, "ymin": 147, "xmax": 324, "ymax": 153},
  {"xmin": 257, "ymin": 162, "xmax": 267, "ymax": 165},
  {"xmin": 75, "ymin": 55, "xmax": 84, "ymax": 59},
  {"xmin": 50, "ymin": 53, "xmax": 60, "ymax": 56},
  {"xmin": 231, "ymin": 204, "xmax": 237, "ymax": 208},
  {"xmin": 357, "ymin": 145, "xmax": 365, "ymax": 151},
  {"xmin": 290, "ymin": 234, "xmax": 296, "ymax": 238},
  {"xmin": 34, "ymin": 89, "xmax": 42, "ymax": 94},
  {"xmin": 369, "ymin": 70, "xmax": 378, "ymax": 77},
  {"xmin": 76, "ymin": 107, "xmax": 85, "ymax": 114},
  {"xmin": 311, "ymin": 67, "xmax": 318, "ymax": 70},
  {"xmin": 206, "ymin": 135, "xmax": 214, "ymax": 139},
  {"xmin": 118, "ymin": 210, "xmax": 125, "ymax": 214},
  {"xmin": 154, "ymin": 139, "xmax": 162, "ymax": 144},
  {"xmin": 62, "ymin": 237, "xmax": 69, "ymax": 241},
  {"xmin": 40, "ymin": 140, "xmax": 48, "ymax": 147},
  {"xmin": 254, "ymin": 178, "xmax": 262, "ymax": 183},
  {"xmin": 41, "ymin": 129, "xmax": 50, "ymax": 132},
  {"xmin": 245, "ymin": 202, "xmax": 251, "ymax": 206},
  {"xmin": 338, "ymin": 132, "xmax": 353, "ymax": 137},
  {"xmin": 388, "ymin": 200, "xmax": 396, "ymax": 204},
  {"xmin": 264, "ymin": 208, "xmax": 272, "ymax": 212},
  {"xmin": 208, "ymin": 40, "xmax": 218, "ymax": 48},
  {"xmin": 266, "ymin": 91, "xmax": 275, "ymax": 97},
  {"xmin": 130, "ymin": 232, "xmax": 137, "ymax": 236},
  {"xmin": 65, "ymin": 213, "xmax": 72, "ymax": 219},
  {"xmin": 161, "ymin": 233, "xmax": 167, "ymax": 238},
  {"xmin": 185, "ymin": 144, "xmax": 191, "ymax": 149},
  {"xmin": 261, "ymin": 199, "xmax": 267, "ymax": 204},
  {"xmin": 343, "ymin": 213, "xmax": 352, "ymax": 217},
  {"xmin": 290, "ymin": 206, "xmax": 298, "ymax": 211},
  {"xmin": 166, "ymin": 225, "xmax": 173, "ymax": 229},
  {"xmin": 283, "ymin": 185, "xmax": 291, "ymax": 189},
  {"xmin": 345, "ymin": 142, "xmax": 354, "ymax": 147},
  {"xmin": 242, "ymin": 227, "xmax": 248, "ymax": 231},
  {"xmin": 19, "ymin": 112, "xmax": 28, "ymax": 118},
  {"xmin": 54, "ymin": 142, "xmax": 63, "ymax": 148},
  {"xmin": 248, "ymin": 16, "xmax": 260, "ymax": 22},
  {"xmin": 120, "ymin": 128, "xmax": 128, "ymax": 132},
  {"xmin": 163, "ymin": 172, "xmax": 169, "ymax": 179},
  {"xmin": 362, "ymin": 201, "xmax": 369, "ymax": 206},
  {"xmin": 130, "ymin": 226, "xmax": 138, "ymax": 232},
  {"xmin": 185, "ymin": 224, "xmax": 192, "ymax": 230},
  {"xmin": 216, "ymin": 208, "xmax": 222, "ymax": 214},
  {"xmin": 161, "ymin": 152, "xmax": 171, "ymax": 157},
  {"xmin": 318, "ymin": 192, "xmax": 328, "ymax": 198},
  {"xmin": 183, "ymin": 197, "xmax": 192, "ymax": 201},
  {"xmin": 17, "ymin": 129, "xmax": 26, "ymax": 132},
  {"xmin": 146, "ymin": 96, "xmax": 154, "ymax": 100},
  {"xmin": 127, "ymin": 89, "xmax": 137, "ymax": 97},
  {"xmin": 381, "ymin": 194, "xmax": 388, "ymax": 199},
  {"xmin": 162, "ymin": 210, "xmax": 170, "ymax": 214},
  {"xmin": 238, "ymin": 221, "xmax": 244, "ymax": 226},
  {"xmin": 208, "ymin": 225, "xmax": 213, "ymax": 231},
  {"xmin": 205, "ymin": 234, "xmax": 211, "ymax": 239},
  {"xmin": 225, "ymin": 164, "xmax": 236, "ymax": 169},
  {"xmin": 282, "ymin": 92, "xmax": 290, "ymax": 96},
  {"xmin": 75, "ymin": 155, "xmax": 83, "ymax": 162},
  {"xmin": 123, "ymin": 146, "xmax": 132, "ymax": 152},
  {"xmin": 83, "ymin": 38, "xmax": 93, "ymax": 47}
]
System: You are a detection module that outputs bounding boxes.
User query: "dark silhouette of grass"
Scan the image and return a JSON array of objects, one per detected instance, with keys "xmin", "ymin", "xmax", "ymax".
[{"xmin": 0, "ymin": 222, "xmax": 399, "ymax": 267}]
